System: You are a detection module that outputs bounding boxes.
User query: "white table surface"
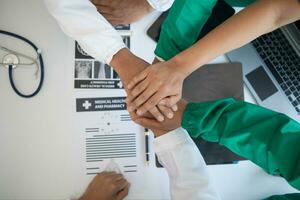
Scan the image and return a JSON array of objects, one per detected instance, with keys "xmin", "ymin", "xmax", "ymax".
[{"xmin": 0, "ymin": 0, "xmax": 298, "ymax": 199}]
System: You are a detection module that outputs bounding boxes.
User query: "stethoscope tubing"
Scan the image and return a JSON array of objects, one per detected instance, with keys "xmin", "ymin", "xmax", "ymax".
[{"xmin": 0, "ymin": 30, "xmax": 44, "ymax": 98}]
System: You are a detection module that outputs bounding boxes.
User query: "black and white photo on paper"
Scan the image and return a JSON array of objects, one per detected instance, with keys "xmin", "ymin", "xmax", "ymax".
[
  {"xmin": 75, "ymin": 60, "xmax": 92, "ymax": 79},
  {"xmin": 74, "ymin": 35, "xmax": 130, "ymax": 89},
  {"xmin": 94, "ymin": 61, "xmax": 111, "ymax": 79}
]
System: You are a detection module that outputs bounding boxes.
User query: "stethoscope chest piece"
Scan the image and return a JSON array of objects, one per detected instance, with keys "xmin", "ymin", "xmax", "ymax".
[{"xmin": 3, "ymin": 53, "xmax": 19, "ymax": 68}]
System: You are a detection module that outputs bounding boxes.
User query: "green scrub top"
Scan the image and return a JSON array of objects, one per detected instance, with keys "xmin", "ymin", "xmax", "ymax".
[
  {"xmin": 155, "ymin": 0, "xmax": 256, "ymax": 60},
  {"xmin": 181, "ymin": 98, "xmax": 300, "ymax": 199}
]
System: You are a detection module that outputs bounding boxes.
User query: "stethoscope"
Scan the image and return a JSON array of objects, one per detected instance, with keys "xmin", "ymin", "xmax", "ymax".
[{"xmin": 0, "ymin": 30, "xmax": 44, "ymax": 98}]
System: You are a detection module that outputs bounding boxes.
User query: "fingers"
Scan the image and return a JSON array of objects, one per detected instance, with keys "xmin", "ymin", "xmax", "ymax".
[
  {"xmin": 115, "ymin": 178, "xmax": 129, "ymax": 191},
  {"xmin": 149, "ymin": 106, "xmax": 164, "ymax": 122},
  {"xmin": 129, "ymin": 86, "xmax": 158, "ymax": 112},
  {"xmin": 126, "ymin": 79, "xmax": 149, "ymax": 109},
  {"xmin": 136, "ymin": 90, "xmax": 166, "ymax": 116},
  {"xmin": 128, "ymin": 110, "xmax": 139, "ymax": 122},
  {"xmin": 159, "ymin": 98, "xmax": 178, "ymax": 112},
  {"xmin": 111, "ymin": 173, "xmax": 124, "ymax": 182},
  {"xmin": 116, "ymin": 183, "xmax": 130, "ymax": 200},
  {"xmin": 127, "ymin": 69, "xmax": 149, "ymax": 90},
  {"xmin": 171, "ymin": 104, "xmax": 178, "ymax": 112},
  {"xmin": 158, "ymin": 95, "xmax": 180, "ymax": 108},
  {"xmin": 157, "ymin": 105, "xmax": 174, "ymax": 119},
  {"xmin": 130, "ymin": 80, "xmax": 149, "ymax": 99},
  {"xmin": 102, "ymin": 172, "xmax": 129, "ymax": 193}
]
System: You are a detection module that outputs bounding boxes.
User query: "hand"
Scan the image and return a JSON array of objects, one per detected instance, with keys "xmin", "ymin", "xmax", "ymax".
[
  {"xmin": 91, "ymin": 0, "xmax": 154, "ymax": 25},
  {"xmin": 130, "ymin": 100, "xmax": 188, "ymax": 137},
  {"xmin": 80, "ymin": 172, "xmax": 130, "ymax": 200},
  {"xmin": 110, "ymin": 48, "xmax": 177, "ymax": 121},
  {"xmin": 126, "ymin": 60, "xmax": 187, "ymax": 120}
]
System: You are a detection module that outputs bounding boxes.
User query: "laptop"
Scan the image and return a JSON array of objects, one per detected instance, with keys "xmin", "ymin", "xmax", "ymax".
[{"xmin": 226, "ymin": 20, "xmax": 300, "ymax": 122}]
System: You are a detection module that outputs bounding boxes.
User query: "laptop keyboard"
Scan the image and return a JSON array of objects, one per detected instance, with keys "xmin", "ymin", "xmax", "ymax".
[{"xmin": 252, "ymin": 29, "xmax": 300, "ymax": 114}]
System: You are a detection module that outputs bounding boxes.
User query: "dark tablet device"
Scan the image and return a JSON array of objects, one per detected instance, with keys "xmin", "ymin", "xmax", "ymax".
[
  {"xmin": 147, "ymin": 12, "xmax": 169, "ymax": 43},
  {"xmin": 147, "ymin": 0, "xmax": 235, "ymax": 42}
]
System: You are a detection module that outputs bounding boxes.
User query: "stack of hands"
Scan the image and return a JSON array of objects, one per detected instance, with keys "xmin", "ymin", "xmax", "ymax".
[
  {"xmin": 126, "ymin": 58, "xmax": 187, "ymax": 122},
  {"xmin": 92, "ymin": 0, "xmax": 188, "ymax": 130},
  {"xmin": 125, "ymin": 58, "xmax": 188, "ymax": 136},
  {"xmin": 106, "ymin": 43, "xmax": 188, "ymax": 137}
]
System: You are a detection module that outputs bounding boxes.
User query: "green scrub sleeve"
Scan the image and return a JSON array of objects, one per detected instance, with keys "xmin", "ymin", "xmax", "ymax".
[
  {"xmin": 154, "ymin": 0, "xmax": 217, "ymax": 60},
  {"xmin": 264, "ymin": 193, "xmax": 300, "ymax": 200},
  {"xmin": 181, "ymin": 98, "xmax": 300, "ymax": 190},
  {"xmin": 154, "ymin": 0, "xmax": 257, "ymax": 61}
]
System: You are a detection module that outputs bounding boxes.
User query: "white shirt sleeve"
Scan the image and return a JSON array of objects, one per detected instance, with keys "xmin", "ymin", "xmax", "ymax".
[
  {"xmin": 43, "ymin": 0, "xmax": 126, "ymax": 64},
  {"xmin": 153, "ymin": 127, "xmax": 220, "ymax": 200},
  {"xmin": 147, "ymin": 0, "xmax": 174, "ymax": 11}
]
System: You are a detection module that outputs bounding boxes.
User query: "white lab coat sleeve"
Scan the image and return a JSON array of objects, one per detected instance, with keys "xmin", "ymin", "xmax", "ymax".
[
  {"xmin": 153, "ymin": 127, "xmax": 220, "ymax": 200},
  {"xmin": 43, "ymin": 0, "xmax": 126, "ymax": 64},
  {"xmin": 147, "ymin": 0, "xmax": 174, "ymax": 11}
]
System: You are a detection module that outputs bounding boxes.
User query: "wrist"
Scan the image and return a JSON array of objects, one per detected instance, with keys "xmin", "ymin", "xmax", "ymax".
[
  {"xmin": 109, "ymin": 48, "xmax": 130, "ymax": 71},
  {"xmin": 169, "ymin": 55, "xmax": 192, "ymax": 78},
  {"xmin": 109, "ymin": 48, "xmax": 150, "ymax": 87},
  {"xmin": 109, "ymin": 48, "xmax": 137, "ymax": 86}
]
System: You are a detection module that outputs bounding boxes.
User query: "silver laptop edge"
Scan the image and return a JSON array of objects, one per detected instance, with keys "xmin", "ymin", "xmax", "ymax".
[{"xmin": 226, "ymin": 23, "xmax": 300, "ymax": 122}]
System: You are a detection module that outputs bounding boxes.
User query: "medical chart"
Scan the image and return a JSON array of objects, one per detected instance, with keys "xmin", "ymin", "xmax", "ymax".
[
  {"xmin": 76, "ymin": 96, "xmax": 141, "ymax": 176},
  {"xmin": 72, "ymin": 95, "xmax": 170, "ymax": 199}
]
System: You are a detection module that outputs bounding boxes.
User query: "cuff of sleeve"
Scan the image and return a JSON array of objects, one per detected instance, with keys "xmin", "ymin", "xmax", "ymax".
[
  {"xmin": 147, "ymin": 0, "xmax": 174, "ymax": 11},
  {"xmin": 154, "ymin": 29, "xmax": 180, "ymax": 61},
  {"xmin": 153, "ymin": 127, "xmax": 191, "ymax": 153},
  {"xmin": 182, "ymin": 99, "xmax": 237, "ymax": 138},
  {"xmin": 181, "ymin": 103, "xmax": 201, "ymax": 138},
  {"xmin": 103, "ymin": 42, "xmax": 127, "ymax": 65}
]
